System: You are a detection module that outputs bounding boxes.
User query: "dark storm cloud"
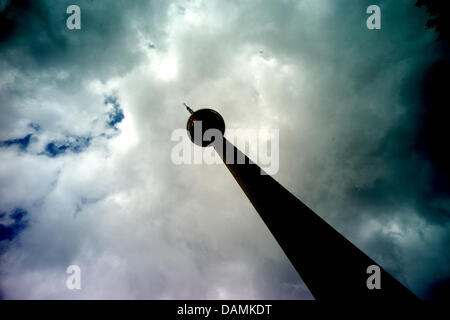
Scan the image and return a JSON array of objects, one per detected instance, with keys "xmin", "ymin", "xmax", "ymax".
[
  {"xmin": 0, "ymin": 0, "xmax": 170, "ymax": 81},
  {"xmin": 306, "ymin": 1, "xmax": 450, "ymax": 297},
  {"xmin": 415, "ymin": 0, "xmax": 450, "ymax": 41},
  {"xmin": 341, "ymin": 57, "xmax": 450, "ymax": 224}
]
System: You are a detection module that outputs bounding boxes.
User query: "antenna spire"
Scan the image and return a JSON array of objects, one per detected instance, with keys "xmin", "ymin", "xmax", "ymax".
[{"xmin": 184, "ymin": 103, "xmax": 194, "ymax": 115}]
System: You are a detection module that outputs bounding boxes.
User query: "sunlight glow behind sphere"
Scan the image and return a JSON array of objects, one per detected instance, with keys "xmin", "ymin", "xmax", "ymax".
[{"xmin": 156, "ymin": 57, "xmax": 178, "ymax": 80}]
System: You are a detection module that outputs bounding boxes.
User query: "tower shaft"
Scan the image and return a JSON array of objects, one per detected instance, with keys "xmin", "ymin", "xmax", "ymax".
[{"xmin": 214, "ymin": 137, "xmax": 417, "ymax": 300}]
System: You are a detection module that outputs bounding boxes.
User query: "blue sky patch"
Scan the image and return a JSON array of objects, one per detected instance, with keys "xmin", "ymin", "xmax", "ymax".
[
  {"xmin": 0, "ymin": 134, "xmax": 32, "ymax": 150},
  {"xmin": 0, "ymin": 208, "xmax": 29, "ymax": 242},
  {"xmin": 44, "ymin": 136, "xmax": 92, "ymax": 157},
  {"xmin": 105, "ymin": 96, "xmax": 125, "ymax": 129}
]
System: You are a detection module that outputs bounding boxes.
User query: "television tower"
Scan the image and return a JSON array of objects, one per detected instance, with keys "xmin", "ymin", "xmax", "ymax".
[{"xmin": 183, "ymin": 104, "xmax": 417, "ymax": 300}]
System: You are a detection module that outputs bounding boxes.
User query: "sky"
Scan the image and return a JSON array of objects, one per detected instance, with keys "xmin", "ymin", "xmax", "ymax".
[{"xmin": 0, "ymin": 0, "xmax": 449, "ymax": 299}]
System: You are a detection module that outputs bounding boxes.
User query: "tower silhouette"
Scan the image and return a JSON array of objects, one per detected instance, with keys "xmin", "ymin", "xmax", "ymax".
[{"xmin": 184, "ymin": 105, "xmax": 418, "ymax": 300}]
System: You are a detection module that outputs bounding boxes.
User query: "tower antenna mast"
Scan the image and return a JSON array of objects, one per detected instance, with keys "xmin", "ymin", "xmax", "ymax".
[{"xmin": 183, "ymin": 103, "xmax": 194, "ymax": 115}]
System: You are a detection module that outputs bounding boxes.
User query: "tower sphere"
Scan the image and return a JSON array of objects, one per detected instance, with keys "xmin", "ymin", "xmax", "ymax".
[{"xmin": 186, "ymin": 108, "xmax": 225, "ymax": 147}]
